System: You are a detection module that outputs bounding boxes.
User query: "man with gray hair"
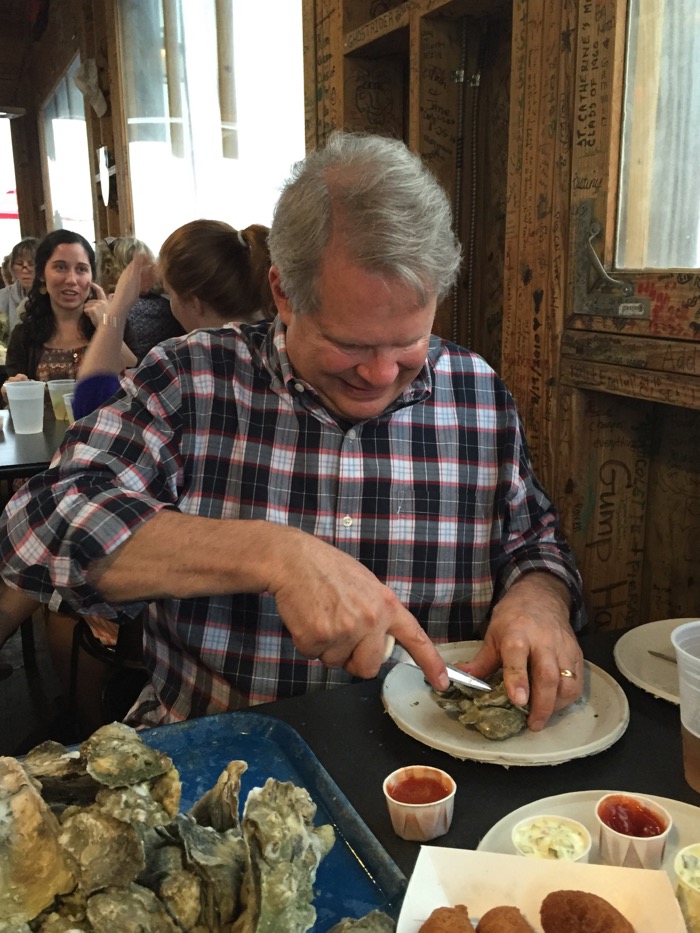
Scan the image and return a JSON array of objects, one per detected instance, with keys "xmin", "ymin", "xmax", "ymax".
[{"xmin": 0, "ymin": 132, "xmax": 584, "ymax": 731}]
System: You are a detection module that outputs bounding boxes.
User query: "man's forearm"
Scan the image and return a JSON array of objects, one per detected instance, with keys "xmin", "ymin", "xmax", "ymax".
[{"xmin": 86, "ymin": 510, "xmax": 299, "ymax": 602}]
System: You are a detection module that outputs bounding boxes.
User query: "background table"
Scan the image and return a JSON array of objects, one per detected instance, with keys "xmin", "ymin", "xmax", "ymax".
[
  {"xmin": 0, "ymin": 410, "xmax": 67, "ymax": 671},
  {"xmin": 0, "ymin": 410, "xmax": 66, "ymax": 479},
  {"xmin": 248, "ymin": 630, "xmax": 694, "ymax": 878}
]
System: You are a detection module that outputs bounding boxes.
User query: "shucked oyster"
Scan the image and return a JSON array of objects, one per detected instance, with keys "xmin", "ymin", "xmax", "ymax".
[
  {"xmin": 233, "ymin": 778, "xmax": 335, "ymax": 933},
  {"xmin": 432, "ymin": 669, "xmax": 528, "ymax": 740}
]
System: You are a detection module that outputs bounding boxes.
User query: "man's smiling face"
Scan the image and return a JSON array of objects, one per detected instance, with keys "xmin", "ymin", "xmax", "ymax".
[{"xmin": 271, "ymin": 238, "xmax": 436, "ymax": 422}]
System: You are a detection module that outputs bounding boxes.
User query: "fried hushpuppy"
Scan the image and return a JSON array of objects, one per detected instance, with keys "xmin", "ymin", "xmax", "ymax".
[
  {"xmin": 540, "ymin": 890, "xmax": 634, "ymax": 933},
  {"xmin": 419, "ymin": 904, "xmax": 472, "ymax": 932},
  {"xmin": 476, "ymin": 905, "xmax": 535, "ymax": 931}
]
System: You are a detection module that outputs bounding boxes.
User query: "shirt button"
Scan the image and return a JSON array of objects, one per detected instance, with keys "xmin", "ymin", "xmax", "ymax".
[
  {"xmin": 347, "ymin": 428, "xmax": 356, "ymax": 439},
  {"xmin": 341, "ymin": 515, "xmax": 353, "ymax": 527},
  {"xmin": 294, "ymin": 382, "xmax": 304, "ymax": 393}
]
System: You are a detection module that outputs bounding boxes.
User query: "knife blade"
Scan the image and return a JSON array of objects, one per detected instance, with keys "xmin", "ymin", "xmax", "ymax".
[
  {"xmin": 647, "ymin": 649, "xmax": 677, "ymax": 664},
  {"xmin": 385, "ymin": 637, "xmax": 492, "ymax": 692}
]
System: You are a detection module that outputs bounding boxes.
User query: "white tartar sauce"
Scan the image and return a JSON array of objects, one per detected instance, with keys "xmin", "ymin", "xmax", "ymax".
[
  {"xmin": 513, "ymin": 815, "xmax": 590, "ymax": 860},
  {"xmin": 676, "ymin": 846, "xmax": 700, "ymax": 932}
]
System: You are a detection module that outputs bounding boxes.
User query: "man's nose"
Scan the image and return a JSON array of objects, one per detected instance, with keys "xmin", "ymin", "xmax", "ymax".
[{"xmin": 356, "ymin": 352, "xmax": 399, "ymax": 386}]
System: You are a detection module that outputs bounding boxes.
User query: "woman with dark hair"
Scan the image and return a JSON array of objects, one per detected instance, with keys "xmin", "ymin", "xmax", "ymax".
[{"xmin": 4, "ymin": 229, "xmax": 135, "ymax": 390}]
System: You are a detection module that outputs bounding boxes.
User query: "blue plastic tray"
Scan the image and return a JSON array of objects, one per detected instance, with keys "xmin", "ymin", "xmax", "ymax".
[{"xmin": 141, "ymin": 711, "xmax": 406, "ymax": 930}]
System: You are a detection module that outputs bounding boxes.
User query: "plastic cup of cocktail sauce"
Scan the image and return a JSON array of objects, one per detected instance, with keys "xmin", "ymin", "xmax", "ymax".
[
  {"xmin": 595, "ymin": 792, "xmax": 672, "ymax": 869},
  {"xmin": 383, "ymin": 765, "xmax": 456, "ymax": 842}
]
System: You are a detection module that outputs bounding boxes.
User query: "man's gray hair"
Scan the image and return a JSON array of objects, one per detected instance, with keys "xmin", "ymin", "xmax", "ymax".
[{"xmin": 268, "ymin": 131, "xmax": 462, "ymax": 314}]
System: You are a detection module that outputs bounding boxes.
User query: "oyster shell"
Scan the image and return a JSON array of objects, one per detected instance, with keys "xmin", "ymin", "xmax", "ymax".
[
  {"xmin": 58, "ymin": 806, "xmax": 145, "ymax": 895},
  {"xmin": 94, "ymin": 773, "xmax": 180, "ymax": 829},
  {"xmin": 165, "ymin": 812, "xmax": 247, "ymax": 928},
  {"xmin": 158, "ymin": 868, "xmax": 202, "ymax": 930},
  {"xmin": 21, "ymin": 740, "xmax": 99, "ymax": 813},
  {"xmin": 32, "ymin": 889, "xmax": 90, "ymax": 932},
  {"xmin": 233, "ymin": 778, "xmax": 335, "ymax": 933},
  {"xmin": 467, "ymin": 706, "xmax": 527, "ymax": 740},
  {"xmin": 0, "ymin": 757, "xmax": 76, "ymax": 925},
  {"xmin": 1, "ymin": 727, "xmax": 340, "ymax": 931},
  {"xmin": 433, "ymin": 669, "xmax": 528, "ymax": 740},
  {"xmin": 188, "ymin": 759, "xmax": 247, "ymax": 834},
  {"xmin": 86, "ymin": 883, "xmax": 178, "ymax": 932},
  {"xmin": 328, "ymin": 910, "xmax": 396, "ymax": 931},
  {"xmin": 81, "ymin": 723, "xmax": 175, "ymax": 789}
]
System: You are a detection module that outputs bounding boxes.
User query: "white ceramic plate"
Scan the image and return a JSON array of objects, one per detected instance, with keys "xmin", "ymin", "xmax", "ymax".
[
  {"xmin": 397, "ymin": 846, "xmax": 685, "ymax": 932},
  {"xmin": 613, "ymin": 618, "xmax": 697, "ymax": 704},
  {"xmin": 477, "ymin": 789, "xmax": 700, "ymax": 886},
  {"xmin": 381, "ymin": 640, "xmax": 629, "ymax": 766}
]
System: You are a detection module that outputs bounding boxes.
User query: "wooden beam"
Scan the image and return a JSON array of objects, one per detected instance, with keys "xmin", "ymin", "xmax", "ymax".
[{"xmin": 560, "ymin": 357, "xmax": 700, "ymax": 409}]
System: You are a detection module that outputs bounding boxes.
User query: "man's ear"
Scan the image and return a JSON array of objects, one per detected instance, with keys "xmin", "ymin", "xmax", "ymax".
[{"xmin": 269, "ymin": 266, "xmax": 293, "ymax": 325}]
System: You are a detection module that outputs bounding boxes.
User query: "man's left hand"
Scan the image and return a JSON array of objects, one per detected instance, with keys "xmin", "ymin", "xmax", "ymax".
[{"xmin": 459, "ymin": 572, "xmax": 582, "ymax": 731}]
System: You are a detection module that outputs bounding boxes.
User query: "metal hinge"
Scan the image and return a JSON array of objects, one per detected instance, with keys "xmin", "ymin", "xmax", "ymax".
[
  {"xmin": 451, "ymin": 71, "xmax": 480, "ymax": 86},
  {"xmin": 573, "ymin": 200, "xmax": 650, "ymax": 319}
]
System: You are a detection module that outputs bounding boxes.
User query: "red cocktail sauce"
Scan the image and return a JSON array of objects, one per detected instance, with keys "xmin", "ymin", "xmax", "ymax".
[
  {"xmin": 598, "ymin": 795, "xmax": 667, "ymax": 837},
  {"xmin": 388, "ymin": 775, "xmax": 451, "ymax": 805}
]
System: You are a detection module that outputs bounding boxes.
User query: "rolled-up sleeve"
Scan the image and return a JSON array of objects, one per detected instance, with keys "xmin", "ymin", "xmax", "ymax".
[
  {"xmin": 492, "ymin": 404, "xmax": 585, "ymax": 629},
  {"xmin": 0, "ymin": 349, "xmax": 185, "ymax": 615}
]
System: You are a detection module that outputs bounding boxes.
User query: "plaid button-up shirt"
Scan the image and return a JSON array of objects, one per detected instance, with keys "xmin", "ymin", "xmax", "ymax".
[{"xmin": 0, "ymin": 318, "xmax": 584, "ymax": 725}]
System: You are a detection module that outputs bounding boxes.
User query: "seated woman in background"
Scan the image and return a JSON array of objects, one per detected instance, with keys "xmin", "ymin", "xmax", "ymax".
[
  {"xmin": 96, "ymin": 235, "xmax": 184, "ymax": 361},
  {"xmin": 1, "ymin": 230, "xmax": 138, "ymax": 702},
  {"xmin": 1, "ymin": 254, "xmax": 13, "ymax": 287},
  {"xmin": 73, "ymin": 220, "xmax": 275, "ymax": 418},
  {"xmin": 0, "ymin": 236, "xmax": 40, "ymax": 349},
  {"xmin": 3, "ymin": 229, "xmax": 135, "ymax": 396}
]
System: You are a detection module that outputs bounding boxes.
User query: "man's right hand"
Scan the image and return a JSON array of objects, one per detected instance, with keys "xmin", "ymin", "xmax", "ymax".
[
  {"xmin": 266, "ymin": 528, "xmax": 450, "ymax": 692},
  {"xmin": 90, "ymin": 512, "xmax": 450, "ymax": 693}
]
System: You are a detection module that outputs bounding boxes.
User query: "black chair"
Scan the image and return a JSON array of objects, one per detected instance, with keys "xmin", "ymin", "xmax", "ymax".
[{"xmin": 68, "ymin": 611, "xmax": 149, "ymax": 727}]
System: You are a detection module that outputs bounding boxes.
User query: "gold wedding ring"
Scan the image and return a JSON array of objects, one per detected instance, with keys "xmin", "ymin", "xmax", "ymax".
[{"xmin": 559, "ymin": 668, "xmax": 576, "ymax": 679}]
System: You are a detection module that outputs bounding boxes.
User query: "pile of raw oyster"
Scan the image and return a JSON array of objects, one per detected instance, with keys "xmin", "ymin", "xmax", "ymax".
[
  {"xmin": 431, "ymin": 670, "xmax": 528, "ymax": 740},
  {"xmin": 0, "ymin": 722, "xmax": 395, "ymax": 932}
]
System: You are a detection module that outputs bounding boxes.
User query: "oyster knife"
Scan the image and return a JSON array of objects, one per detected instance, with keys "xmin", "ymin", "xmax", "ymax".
[{"xmin": 385, "ymin": 637, "xmax": 492, "ymax": 692}]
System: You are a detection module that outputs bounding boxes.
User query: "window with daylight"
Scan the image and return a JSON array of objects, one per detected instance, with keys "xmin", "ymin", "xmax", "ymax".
[
  {"xmin": 40, "ymin": 56, "xmax": 95, "ymax": 243},
  {"xmin": 117, "ymin": 0, "xmax": 305, "ymax": 254},
  {"xmin": 615, "ymin": 0, "xmax": 700, "ymax": 270}
]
